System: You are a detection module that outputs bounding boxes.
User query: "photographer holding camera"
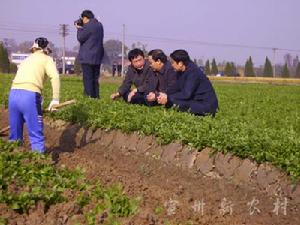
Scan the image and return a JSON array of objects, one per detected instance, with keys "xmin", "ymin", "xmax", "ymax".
[{"xmin": 75, "ymin": 10, "xmax": 104, "ymax": 98}]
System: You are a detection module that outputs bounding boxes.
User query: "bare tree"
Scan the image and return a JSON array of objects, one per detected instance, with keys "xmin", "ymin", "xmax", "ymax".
[
  {"xmin": 104, "ymin": 39, "xmax": 128, "ymax": 65},
  {"xmin": 284, "ymin": 53, "xmax": 293, "ymax": 68},
  {"xmin": 2, "ymin": 38, "xmax": 18, "ymax": 54},
  {"xmin": 17, "ymin": 41, "xmax": 33, "ymax": 53}
]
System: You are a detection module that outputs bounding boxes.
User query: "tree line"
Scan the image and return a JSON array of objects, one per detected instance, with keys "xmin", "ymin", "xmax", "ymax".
[
  {"xmin": 0, "ymin": 42, "xmax": 16, "ymax": 73},
  {"xmin": 202, "ymin": 56, "xmax": 300, "ymax": 78},
  {"xmin": 1, "ymin": 38, "xmax": 300, "ymax": 78}
]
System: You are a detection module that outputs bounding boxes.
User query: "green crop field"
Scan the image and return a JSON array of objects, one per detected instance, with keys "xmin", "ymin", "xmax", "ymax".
[
  {"xmin": 0, "ymin": 139, "xmax": 138, "ymax": 224},
  {"xmin": 1, "ymin": 74, "xmax": 299, "ymax": 179}
]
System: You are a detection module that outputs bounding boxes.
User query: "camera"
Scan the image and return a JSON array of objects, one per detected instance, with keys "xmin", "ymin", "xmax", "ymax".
[{"xmin": 74, "ymin": 18, "xmax": 83, "ymax": 27}]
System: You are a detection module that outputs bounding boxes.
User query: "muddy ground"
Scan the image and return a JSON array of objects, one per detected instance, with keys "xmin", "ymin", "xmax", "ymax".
[{"xmin": 0, "ymin": 108, "xmax": 299, "ymax": 225}]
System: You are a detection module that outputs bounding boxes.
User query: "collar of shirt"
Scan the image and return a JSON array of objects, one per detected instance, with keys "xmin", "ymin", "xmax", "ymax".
[
  {"xmin": 182, "ymin": 61, "xmax": 197, "ymax": 74},
  {"xmin": 134, "ymin": 61, "xmax": 150, "ymax": 75},
  {"xmin": 157, "ymin": 64, "xmax": 167, "ymax": 76},
  {"xmin": 157, "ymin": 61, "xmax": 173, "ymax": 76}
]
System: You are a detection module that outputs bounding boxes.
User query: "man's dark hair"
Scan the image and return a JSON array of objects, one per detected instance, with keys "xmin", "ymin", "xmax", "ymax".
[
  {"xmin": 148, "ymin": 49, "xmax": 167, "ymax": 63},
  {"xmin": 81, "ymin": 10, "xmax": 95, "ymax": 19},
  {"xmin": 170, "ymin": 49, "xmax": 191, "ymax": 66},
  {"xmin": 128, "ymin": 48, "xmax": 144, "ymax": 61}
]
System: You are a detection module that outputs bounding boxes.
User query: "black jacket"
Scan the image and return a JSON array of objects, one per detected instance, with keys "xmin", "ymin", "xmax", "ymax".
[
  {"xmin": 118, "ymin": 61, "xmax": 153, "ymax": 96},
  {"xmin": 169, "ymin": 61, "xmax": 218, "ymax": 107},
  {"xmin": 147, "ymin": 62, "xmax": 178, "ymax": 95},
  {"xmin": 77, "ymin": 18, "xmax": 104, "ymax": 65}
]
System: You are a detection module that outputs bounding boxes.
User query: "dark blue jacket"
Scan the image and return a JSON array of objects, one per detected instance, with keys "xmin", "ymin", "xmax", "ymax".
[
  {"xmin": 118, "ymin": 61, "xmax": 153, "ymax": 96},
  {"xmin": 146, "ymin": 62, "xmax": 178, "ymax": 95},
  {"xmin": 169, "ymin": 61, "xmax": 218, "ymax": 110},
  {"xmin": 77, "ymin": 18, "xmax": 104, "ymax": 65}
]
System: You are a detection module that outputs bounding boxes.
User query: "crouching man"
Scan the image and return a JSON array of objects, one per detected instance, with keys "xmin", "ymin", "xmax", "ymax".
[
  {"xmin": 157, "ymin": 49, "xmax": 218, "ymax": 116},
  {"xmin": 110, "ymin": 48, "xmax": 153, "ymax": 104},
  {"xmin": 145, "ymin": 49, "xmax": 178, "ymax": 106}
]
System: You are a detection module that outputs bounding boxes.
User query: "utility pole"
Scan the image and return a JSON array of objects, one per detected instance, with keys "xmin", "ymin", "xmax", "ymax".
[
  {"xmin": 272, "ymin": 48, "xmax": 277, "ymax": 78},
  {"xmin": 59, "ymin": 24, "xmax": 69, "ymax": 74},
  {"xmin": 121, "ymin": 24, "xmax": 125, "ymax": 77}
]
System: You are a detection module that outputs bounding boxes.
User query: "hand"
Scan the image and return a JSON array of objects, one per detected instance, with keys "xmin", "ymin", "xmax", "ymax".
[
  {"xmin": 146, "ymin": 92, "xmax": 156, "ymax": 102},
  {"xmin": 47, "ymin": 100, "xmax": 59, "ymax": 111},
  {"xmin": 75, "ymin": 24, "xmax": 82, "ymax": 29},
  {"xmin": 157, "ymin": 92, "xmax": 168, "ymax": 105},
  {"xmin": 111, "ymin": 92, "xmax": 120, "ymax": 100},
  {"xmin": 127, "ymin": 89, "xmax": 137, "ymax": 103}
]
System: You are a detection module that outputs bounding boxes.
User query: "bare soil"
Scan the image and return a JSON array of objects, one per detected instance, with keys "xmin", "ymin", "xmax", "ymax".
[{"xmin": 0, "ymin": 108, "xmax": 299, "ymax": 225}]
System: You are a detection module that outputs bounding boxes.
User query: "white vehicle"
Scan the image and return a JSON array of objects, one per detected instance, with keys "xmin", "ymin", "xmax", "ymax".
[
  {"xmin": 11, "ymin": 53, "xmax": 30, "ymax": 68},
  {"xmin": 57, "ymin": 56, "xmax": 76, "ymax": 74}
]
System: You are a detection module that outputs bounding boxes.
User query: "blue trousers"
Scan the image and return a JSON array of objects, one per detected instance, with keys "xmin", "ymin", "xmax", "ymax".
[
  {"xmin": 8, "ymin": 89, "xmax": 45, "ymax": 153},
  {"xmin": 81, "ymin": 64, "xmax": 101, "ymax": 98}
]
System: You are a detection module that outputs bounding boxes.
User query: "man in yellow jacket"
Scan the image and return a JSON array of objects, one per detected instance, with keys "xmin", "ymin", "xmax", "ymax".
[{"xmin": 9, "ymin": 37, "xmax": 60, "ymax": 153}]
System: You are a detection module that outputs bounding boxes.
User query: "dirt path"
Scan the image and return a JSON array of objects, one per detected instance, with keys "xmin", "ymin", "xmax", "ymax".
[{"xmin": 0, "ymin": 108, "xmax": 299, "ymax": 225}]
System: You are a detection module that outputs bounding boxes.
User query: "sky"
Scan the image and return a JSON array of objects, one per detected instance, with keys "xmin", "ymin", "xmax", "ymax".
[{"xmin": 0, "ymin": 0, "xmax": 300, "ymax": 65}]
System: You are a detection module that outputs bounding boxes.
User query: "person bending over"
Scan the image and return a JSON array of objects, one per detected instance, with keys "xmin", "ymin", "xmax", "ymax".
[{"xmin": 8, "ymin": 37, "xmax": 60, "ymax": 153}]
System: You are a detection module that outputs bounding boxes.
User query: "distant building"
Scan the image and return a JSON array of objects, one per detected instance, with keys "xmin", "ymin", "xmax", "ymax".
[
  {"xmin": 111, "ymin": 54, "xmax": 130, "ymax": 76},
  {"xmin": 57, "ymin": 56, "xmax": 76, "ymax": 74},
  {"xmin": 10, "ymin": 53, "xmax": 30, "ymax": 68}
]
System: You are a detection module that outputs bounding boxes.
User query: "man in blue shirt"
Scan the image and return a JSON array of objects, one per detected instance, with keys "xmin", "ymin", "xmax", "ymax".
[
  {"xmin": 75, "ymin": 10, "xmax": 104, "ymax": 98},
  {"xmin": 158, "ymin": 50, "xmax": 218, "ymax": 116}
]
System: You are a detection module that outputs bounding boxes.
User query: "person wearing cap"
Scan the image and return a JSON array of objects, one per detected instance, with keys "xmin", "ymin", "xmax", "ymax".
[
  {"xmin": 157, "ymin": 49, "xmax": 218, "ymax": 116},
  {"xmin": 8, "ymin": 37, "xmax": 60, "ymax": 153},
  {"xmin": 75, "ymin": 9, "xmax": 104, "ymax": 98}
]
